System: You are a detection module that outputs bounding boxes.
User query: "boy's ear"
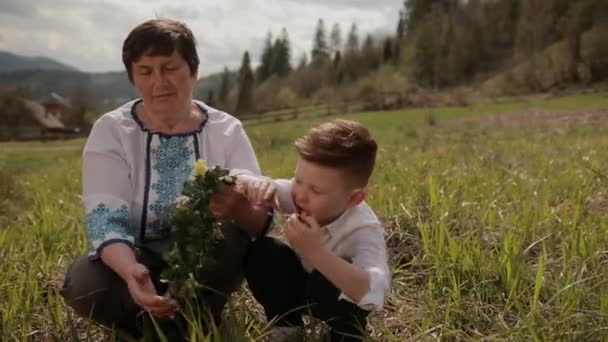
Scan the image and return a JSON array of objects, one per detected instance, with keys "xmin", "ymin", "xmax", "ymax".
[{"xmin": 348, "ymin": 188, "xmax": 368, "ymax": 208}]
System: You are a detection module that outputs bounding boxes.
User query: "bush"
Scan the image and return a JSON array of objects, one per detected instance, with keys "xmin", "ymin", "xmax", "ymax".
[
  {"xmin": 252, "ymin": 76, "xmax": 282, "ymax": 112},
  {"xmin": 357, "ymin": 65, "xmax": 409, "ymax": 95},
  {"xmin": 272, "ymin": 87, "xmax": 299, "ymax": 109}
]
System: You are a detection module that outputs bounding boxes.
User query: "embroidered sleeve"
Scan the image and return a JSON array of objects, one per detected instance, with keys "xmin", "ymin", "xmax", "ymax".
[
  {"xmin": 84, "ymin": 200, "xmax": 134, "ymax": 258},
  {"xmin": 82, "ymin": 116, "xmax": 135, "ymax": 259},
  {"xmin": 225, "ymin": 121, "xmax": 261, "ymax": 176}
]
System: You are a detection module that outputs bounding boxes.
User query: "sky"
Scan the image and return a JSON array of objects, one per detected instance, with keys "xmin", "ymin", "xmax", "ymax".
[{"xmin": 0, "ymin": 0, "xmax": 401, "ymax": 77}]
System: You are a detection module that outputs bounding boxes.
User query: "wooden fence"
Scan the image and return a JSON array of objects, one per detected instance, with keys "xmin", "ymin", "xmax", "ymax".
[{"xmin": 239, "ymin": 101, "xmax": 366, "ymax": 126}]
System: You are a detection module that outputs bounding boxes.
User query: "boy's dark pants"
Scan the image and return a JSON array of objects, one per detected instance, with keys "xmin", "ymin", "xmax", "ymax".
[
  {"xmin": 60, "ymin": 224, "xmax": 250, "ymax": 338},
  {"xmin": 244, "ymin": 237, "xmax": 370, "ymax": 342}
]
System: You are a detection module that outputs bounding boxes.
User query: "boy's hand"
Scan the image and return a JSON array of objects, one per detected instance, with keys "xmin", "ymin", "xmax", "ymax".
[
  {"xmin": 237, "ymin": 175, "xmax": 278, "ymax": 208},
  {"xmin": 286, "ymin": 214, "xmax": 323, "ymax": 259}
]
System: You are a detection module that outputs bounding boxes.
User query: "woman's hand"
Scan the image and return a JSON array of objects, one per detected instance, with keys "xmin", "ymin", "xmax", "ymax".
[
  {"xmin": 124, "ymin": 263, "xmax": 178, "ymax": 319},
  {"xmin": 210, "ymin": 179, "xmax": 274, "ymax": 237},
  {"xmin": 209, "ymin": 185, "xmax": 248, "ymax": 222}
]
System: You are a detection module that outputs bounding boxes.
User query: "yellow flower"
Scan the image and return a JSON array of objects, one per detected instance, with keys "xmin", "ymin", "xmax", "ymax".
[{"xmin": 193, "ymin": 159, "xmax": 207, "ymax": 177}]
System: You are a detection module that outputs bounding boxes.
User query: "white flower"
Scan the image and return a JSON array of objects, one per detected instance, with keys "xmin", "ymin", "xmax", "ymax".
[{"xmin": 175, "ymin": 195, "xmax": 192, "ymax": 210}]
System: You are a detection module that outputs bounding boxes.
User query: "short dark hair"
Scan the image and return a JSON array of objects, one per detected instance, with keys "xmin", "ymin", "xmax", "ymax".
[
  {"xmin": 295, "ymin": 119, "xmax": 378, "ymax": 187},
  {"xmin": 122, "ymin": 18, "xmax": 199, "ymax": 82}
]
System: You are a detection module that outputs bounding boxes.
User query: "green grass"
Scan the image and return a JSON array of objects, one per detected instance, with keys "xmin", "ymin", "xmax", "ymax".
[{"xmin": 1, "ymin": 92, "xmax": 607, "ymax": 341}]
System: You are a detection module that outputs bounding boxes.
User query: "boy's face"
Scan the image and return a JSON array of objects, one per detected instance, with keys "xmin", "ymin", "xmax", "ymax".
[{"xmin": 291, "ymin": 157, "xmax": 365, "ymax": 226}]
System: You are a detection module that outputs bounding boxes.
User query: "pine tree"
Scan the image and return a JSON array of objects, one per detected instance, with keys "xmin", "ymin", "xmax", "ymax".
[
  {"xmin": 411, "ymin": 9, "xmax": 444, "ymax": 87},
  {"xmin": 383, "ymin": 37, "xmax": 393, "ymax": 62},
  {"xmin": 236, "ymin": 51, "xmax": 254, "ymax": 114},
  {"xmin": 311, "ymin": 18, "xmax": 330, "ymax": 65},
  {"xmin": 362, "ymin": 34, "xmax": 380, "ymax": 71},
  {"xmin": 345, "ymin": 23, "xmax": 360, "ymax": 53},
  {"xmin": 396, "ymin": 10, "xmax": 406, "ymax": 39},
  {"xmin": 272, "ymin": 28, "xmax": 292, "ymax": 77},
  {"xmin": 330, "ymin": 23, "xmax": 343, "ymax": 58},
  {"xmin": 206, "ymin": 90, "xmax": 215, "ymax": 107},
  {"xmin": 257, "ymin": 32, "xmax": 274, "ymax": 83},
  {"xmin": 403, "ymin": 0, "xmax": 453, "ymax": 33},
  {"xmin": 394, "ymin": 9, "xmax": 406, "ymax": 63},
  {"xmin": 342, "ymin": 23, "xmax": 363, "ymax": 82},
  {"xmin": 333, "ymin": 50, "xmax": 342, "ymax": 69},
  {"xmin": 218, "ymin": 66, "xmax": 231, "ymax": 104},
  {"xmin": 561, "ymin": 0, "xmax": 596, "ymax": 82},
  {"xmin": 515, "ymin": 0, "xmax": 569, "ymax": 57}
]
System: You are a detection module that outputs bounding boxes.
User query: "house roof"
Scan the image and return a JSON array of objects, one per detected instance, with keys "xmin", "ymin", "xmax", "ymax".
[
  {"xmin": 23, "ymin": 99, "xmax": 65, "ymax": 129},
  {"xmin": 48, "ymin": 92, "xmax": 71, "ymax": 107}
]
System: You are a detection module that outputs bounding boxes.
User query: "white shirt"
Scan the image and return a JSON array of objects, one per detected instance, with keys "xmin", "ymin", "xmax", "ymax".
[
  {"xmin": 82, "ymin": 99, "xmax": 261, "ymax": 259},
  {"xmin": 273, "ymin": 179, "xmax": 391, "ymax": 311}
]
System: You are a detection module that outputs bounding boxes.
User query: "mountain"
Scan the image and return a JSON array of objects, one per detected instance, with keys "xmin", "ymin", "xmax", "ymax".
[
  {"xmin": 0, "ymin": 51, "xmax": 78, "ymax": 73},
  {"xmin": 0, "ymin": 50, "xmax": 238, "ymax": 112},
  {"xmin": 194, "ymin": 69, "xmax": 238, "ymax": 102},
  {"xmin": 0, "ymin": 69, "xmax": 136, "ymax": 111},
  {"xmin": 0, "ymin": 67, "xmax": 232, "ymax": 112}
]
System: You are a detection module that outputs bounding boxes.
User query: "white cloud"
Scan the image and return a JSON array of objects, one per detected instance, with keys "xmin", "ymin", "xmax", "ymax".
[{"xmin": 0, "ymin": 0, "xmax": 401, "ymax": 76}]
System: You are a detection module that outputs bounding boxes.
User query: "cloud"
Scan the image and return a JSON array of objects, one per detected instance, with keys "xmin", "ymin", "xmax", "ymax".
[
  {"xmin": 0, "ymin": 2, "xmax": 33, "ymax": 17},
  {"xmin": 283, "ymin": 0, "xmax": 399, "ymax": 10},
  {"xmin": 156, "ymin": 5, "xmax": 202, "ymax": 21},
  {"xmin": 0, "ymin": 0, "xmax": 400, "ymax": 75}
]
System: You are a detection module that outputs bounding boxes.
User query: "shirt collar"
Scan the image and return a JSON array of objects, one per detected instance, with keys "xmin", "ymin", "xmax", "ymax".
[{"xmin": 319, "ymin": 206, "xmax": 354, "ymax": 239}]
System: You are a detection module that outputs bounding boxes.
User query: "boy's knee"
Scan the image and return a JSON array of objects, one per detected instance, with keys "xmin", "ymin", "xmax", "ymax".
[
  {"xmin": 308, "ymin": 270, "xmax": 370, "ymax": 318},
  {"xmin": 246, "ymin": 236, "xmax": 273, "ymax": 259},
  {"xmin": 244, "ymin": 236, "xmax": 287, "ymax": 274}
]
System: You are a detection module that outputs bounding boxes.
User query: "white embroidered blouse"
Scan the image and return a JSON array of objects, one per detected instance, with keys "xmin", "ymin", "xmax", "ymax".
[{"xmin": 82, "ymin": 99, "xmax": 261, "ymax": 259}]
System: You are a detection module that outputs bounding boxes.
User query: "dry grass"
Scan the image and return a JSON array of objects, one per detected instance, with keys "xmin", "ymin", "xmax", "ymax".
[{"xmin": 1, "ymin": 92, "xmax": 607, "ymax": 341}]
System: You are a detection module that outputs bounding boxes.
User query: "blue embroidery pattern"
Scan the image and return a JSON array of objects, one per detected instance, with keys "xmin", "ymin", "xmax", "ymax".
[
  {"xmin": 148, "ymin": 136, "xmax": 194, "ymax": 239},
  {"xmin": 85, "ymin": 203, "xmax": 130, "ymax": 254}
]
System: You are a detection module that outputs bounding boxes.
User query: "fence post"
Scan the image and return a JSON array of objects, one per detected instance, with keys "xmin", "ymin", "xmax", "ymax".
[{"xmin": 291, "ymin": 106, "xmax": 299, "ymax": 120}]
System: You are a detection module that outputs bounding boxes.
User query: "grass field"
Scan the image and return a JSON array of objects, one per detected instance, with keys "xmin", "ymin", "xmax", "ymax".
[{"xmin": 1, "ymin": 92, "xmax": 607, "ymax": 341}]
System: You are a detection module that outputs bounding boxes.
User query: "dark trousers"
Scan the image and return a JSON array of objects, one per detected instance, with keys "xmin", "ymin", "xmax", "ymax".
[
  {"xmin": 244, "ymin": 237, "xmax": 370, "ymax": 342},
  {"xmin": 60, "ymin": 224, "xmax": 250, "ymax": 339}
]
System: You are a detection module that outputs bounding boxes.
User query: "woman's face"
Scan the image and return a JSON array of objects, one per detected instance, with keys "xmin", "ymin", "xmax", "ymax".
[{"xmin": 131, "ymin": 50, "xmax": 196, "ymax": 115}]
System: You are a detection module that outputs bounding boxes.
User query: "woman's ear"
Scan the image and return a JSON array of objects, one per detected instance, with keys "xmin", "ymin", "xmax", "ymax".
[{"xmin": 348, "ymin": 188, "xmax": 368, "ymax": 208}]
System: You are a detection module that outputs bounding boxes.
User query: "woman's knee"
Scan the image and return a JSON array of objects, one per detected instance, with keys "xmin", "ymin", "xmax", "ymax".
[{"xmin": 60, "ymin": 255, "xmax": 132, "ymax": 323}]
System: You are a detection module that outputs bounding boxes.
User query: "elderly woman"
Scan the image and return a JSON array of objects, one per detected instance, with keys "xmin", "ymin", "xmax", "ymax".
[{"xmin": 60, "ymin": 19, "xmax": 272, "ymax": 337}]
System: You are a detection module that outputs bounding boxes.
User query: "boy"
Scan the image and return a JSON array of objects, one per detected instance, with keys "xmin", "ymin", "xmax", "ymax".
[{"xmin": 239, "ymin": 119, "xmax": 391, "ymax": 342}]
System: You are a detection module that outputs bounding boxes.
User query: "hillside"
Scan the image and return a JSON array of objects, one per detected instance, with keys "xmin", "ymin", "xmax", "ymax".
[
  {"xmin": 0, "ymin": 51, "xmax": 78, "ymax": 73},
  {"xmin": 0, "ymin": 67, "xmax": 230, "ymax": 112}
]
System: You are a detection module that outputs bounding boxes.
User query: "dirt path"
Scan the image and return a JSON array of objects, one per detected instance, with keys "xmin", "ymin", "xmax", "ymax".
[
  {"xmin": 0, "ymin": 144, "xmax": 82, "ymax": 154},
  {"xmin": 463, "ymin": 109, "xmax": 608, "ymax": 127}
]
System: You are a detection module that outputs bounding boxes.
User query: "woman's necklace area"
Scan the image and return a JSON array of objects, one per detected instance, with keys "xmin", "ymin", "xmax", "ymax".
[{"xmin": 139, "ymin": 103, "xmax": 203, "ymax": 134}]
